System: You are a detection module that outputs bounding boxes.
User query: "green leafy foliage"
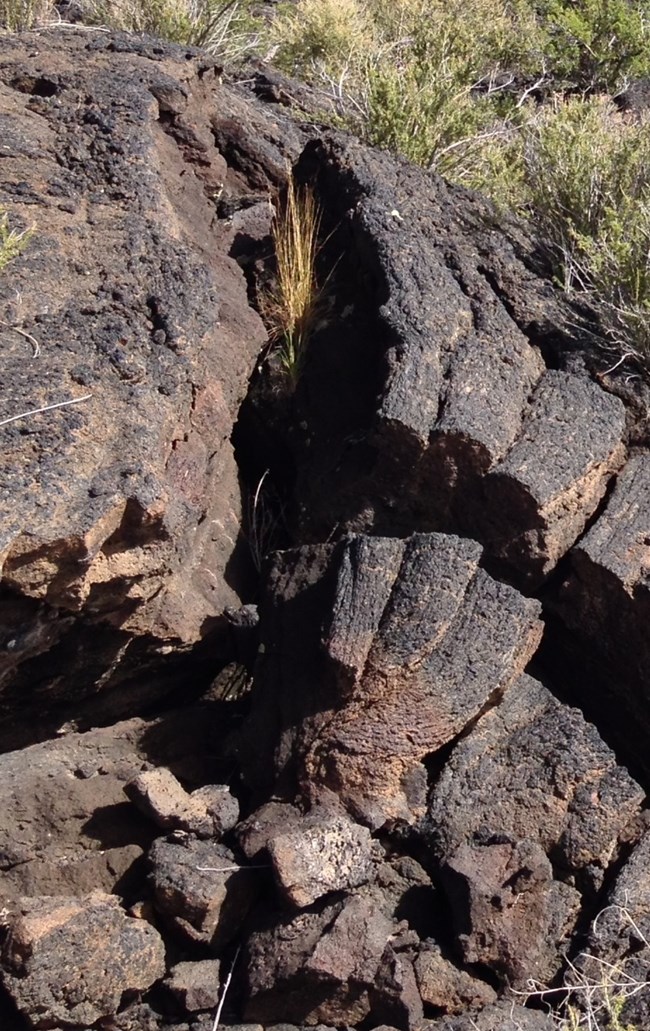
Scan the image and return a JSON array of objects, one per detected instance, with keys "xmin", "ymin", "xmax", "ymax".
[{"xmin": 537, "ymin": 0, "xmax": 650, "ymax": 93}]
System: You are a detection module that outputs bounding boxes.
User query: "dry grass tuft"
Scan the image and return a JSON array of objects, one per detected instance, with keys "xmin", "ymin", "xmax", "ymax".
[
  {"xmin": 513, "ymin": 902, "xmax": 649, "ymax": 1030},
  {"xmin": 77, "ymin": 0, "xmax": 262, "ymax": 59},
  {"xmin": 261, "ymin": 176, "xmax": 322, "ymax": 385},
  {"xmin": 0, "ymin": 0, "xmax": 55, "ymax": 31},
  {"xmin": 0, "ymin": 208, "xmax": 34, "ymax": 272}
]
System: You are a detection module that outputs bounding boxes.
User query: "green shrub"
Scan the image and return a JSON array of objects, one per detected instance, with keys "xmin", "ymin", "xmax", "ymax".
[
  {"xmin": 537, "ymin": 0, "xmax": 650, "ymax": 93},
  {"xmin": 520, "ymin": 96, "xmax": 650, "ymax": 358}
]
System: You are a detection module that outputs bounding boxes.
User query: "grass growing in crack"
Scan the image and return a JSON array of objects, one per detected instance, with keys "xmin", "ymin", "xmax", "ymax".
[
  {"xmin": 261, "ymin": 176, "xmax": 323, "ymax": 386},
  {"xmin": 0, "ymin": 208, "xmax": 33, "ymax": 271}
]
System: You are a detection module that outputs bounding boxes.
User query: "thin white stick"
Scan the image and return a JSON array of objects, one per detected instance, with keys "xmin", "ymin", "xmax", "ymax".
[
  {"xmin": 0, "ymin": 393, "xmax": 92, "ymax": 428},
  {"xmin": 196, "ymin": 865, "xmax": 268, "ymax": 873},
  {"xmin": 0, "ymin": 321, "xmax": 40, "ymax": 357},
  {"xmin": 211, "ymin": 944, "xmax": 241, "ymax": 1031}
]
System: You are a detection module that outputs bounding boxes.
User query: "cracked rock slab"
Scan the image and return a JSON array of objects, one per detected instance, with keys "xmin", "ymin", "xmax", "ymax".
[
  {"xmin": 554, "ymin": 451, "xmax": 650, "ymax": 773},
  {"xmin": 0, "ymin": 29, "xmax": 267, "ymax": 737}
]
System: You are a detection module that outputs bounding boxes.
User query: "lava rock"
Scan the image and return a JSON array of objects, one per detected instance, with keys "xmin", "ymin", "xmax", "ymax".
[
  {"xmin": 149, "ymin": 837, "xmax": 258, "ymax": 949},
  {"xmin": 0, "ymin": 892, "xmax": 165, "ymax": 1028},
  {"xmin": 127, "ymin": 768, "xmax": 239, "ymax": 839},
  {"xmin": 164, "ymin": 959, "xmax": 222, "ymax": 1013}
]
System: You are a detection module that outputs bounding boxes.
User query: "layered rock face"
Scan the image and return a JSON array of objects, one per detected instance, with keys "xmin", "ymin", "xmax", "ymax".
[{"xmin": 0, "ymin": 26, "xmax": 649, "ymax": 1031}]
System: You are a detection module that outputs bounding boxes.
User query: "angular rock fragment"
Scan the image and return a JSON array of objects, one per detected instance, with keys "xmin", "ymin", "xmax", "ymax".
[
  {"xmin": 0, "ymin": 892, "xmax": 164, "ymax": 1028},
  {"xmin": 370, "ymin": 940, "xmax": 424, "ymax": 1030},
  {"xmin": 414, "ymin": 944, "xmax": 497, "ymax": 1014},
  {"xmin": 267, "ymin": 807, "xmax": 374, "ymax": 907},
  {"xmin": 244, "ymin": 533, "xmax": 542, "ymax": 829},
  {"xmin": 164, "ymin": 960, "xmax": 221, "ymax": 1013},
  {"xmin": 244, "ymin": 899, "xmax": 369, "ymax": 1026},
  {"xmin": 427, "ymin": 675, "xmax": 644, "ymax": 887},
  {"xmin": 127, "ymin": 768, "xmax": 239, "ymax": 839},
  {"xmin": 442, "ymin": 838, "xmax": 581, "ymax": 988},
  {"xmin": 244, "ymin": 889, "xmax": 404, "ymax": 1027},
  {"xmin": 236, "ymin": 801, "xmax": 303, "ymax": 861},
  {"xmin": 149, "ymin": 837, "xmax": 258, "ymax": 948},
  {"xmin": 480, "ymin": 371, "xmax": 626, "ymax": 584}
]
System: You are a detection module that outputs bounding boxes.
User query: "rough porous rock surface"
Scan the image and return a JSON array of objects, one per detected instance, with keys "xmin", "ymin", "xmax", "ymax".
[
  {"xmin": 0, "ymin": 24, "xmax": 648, "ymax": 1031},
  {"xmin": 266, "ymin": 806, "xmax": 374, "ymax": 907},
  {"xmin": 241, "ymin": 532, "xmax": 542, "ymax": 828},
  {"xmin": 0, "ymin": 28, "xmax": 295, "ymax": 745},
  {"xmin": 0, "ymin": 891, "xmax": 165, "ymax": 1028},
  {"xmin": 427, "ymin": 675, "xmax": 644, "ymax": 889},
  {"xmin": 425, "ymin": 1003, "xmax": 556, "ymax": 1030},
  {"xmin": 239, "ymin": 134, "xmax": 628, "ymax": 593}
]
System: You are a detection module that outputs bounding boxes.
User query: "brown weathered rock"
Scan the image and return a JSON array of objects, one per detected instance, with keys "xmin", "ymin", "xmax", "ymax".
[
  {"xmin": 149, "ymin": 836, "xmax": 258, "ymax": 949},
  {"xmin": 0, "ymin": 700, "xmax": 231, "ymax": 902},
  {"xmin": 427, "ymin": 675, "xmax": 644, "ymax": 888},
  {"xmin": 244, "ymin": 890, "xmax": 403, "ymax": 1028},
  {"xmin": 0, "ymin": 717, "xmax": 152, "ymax": 902},
  {"xmin": 370, "ymin": 941, "xmax": 424, "ymax": 1030},
  {"xmin": 127, "ymin": 768, "xmax": 239, "ymax": 839},
  {"xmin": 0, "ymin": 29, "xmax": 276, "ymax": 742},
  {"xmin": 442, "ymin": 838, "xmax": 581, "ymax": 988},
  {"xmin": 414, "ymin": 944, "xmax": 497, "ymax": 1014},
  {"xmin": 164, "ymin": 959, "xmax": 221, "ymax": 1013},
  {"xmin": 243, "ymin": 533, "xmax": 542, "ymax": 828},
  {"xmin": 0, "ymin": 892, "xmax": 165, "ymax": 1028}
]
